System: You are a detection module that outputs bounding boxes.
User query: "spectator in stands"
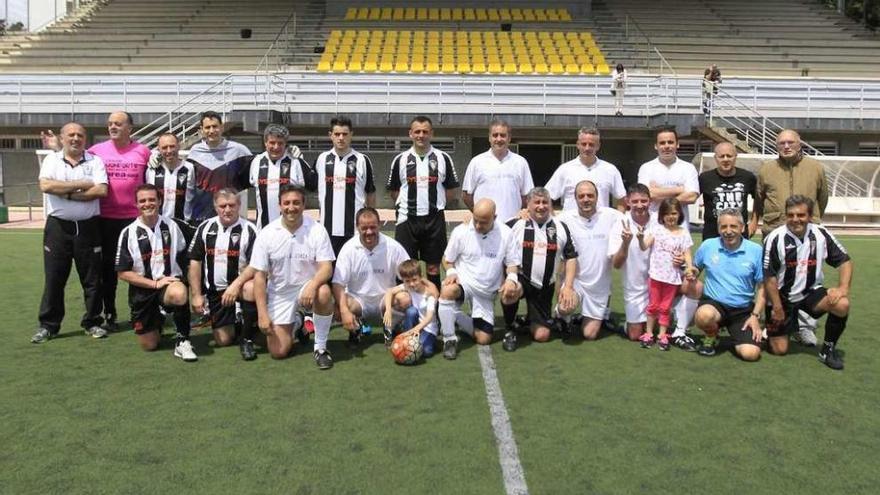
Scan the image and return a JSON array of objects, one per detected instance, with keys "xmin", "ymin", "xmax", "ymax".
[
  {"xmin": 611, "ymin": 63, "xmax": 627, "ymax": 116},
  {"xmin": 699, "ymin": 142, "xmax": 758, "ymax": 240},
  {"xmin": 32, "ymin": 122, "xmax": 108, "ymax": 343},
  {"xmin": 702, "ymin": 64, "xmax": 722, "ymax": 116},
  {"xmin": 755, "ymin": 128, "xmax": 828, "ymax": 346}
]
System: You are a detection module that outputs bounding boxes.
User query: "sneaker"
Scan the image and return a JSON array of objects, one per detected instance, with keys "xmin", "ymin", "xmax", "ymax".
[
  {"xmin": 174, "ymin": 340, "xmax": 198, "ymax": 362},
  {"xmin": 638, "ymin": 332, "xmax": 654, "ymax": 349},
  {"xmin": 31, "ymin": 327, "xmax": 53, "ymax": 344},
  {"xmin": 552, "ymin": 318, "xmax": 572, "ymax": 340},
  {"xmin": 314, "ymin": 349, "xmax": 333, "ymax": 370},
  {"xmin": 502, "ymin": 331, "xmax": 517, "ymax": 352},
  {"xmin": 818, "ymin": 343, "xmax": 844, "ymax": 370},
  {"xmin": 443, "ymin": 339, "xmax": 458, "ymax": 360},
  {"xmin": 602, "ymin": 317, "xmax": 625, "ymax": 337},
  {"xmin": 347, "ymin": 330, "xmax": 361, "ymax": 350},
  {"xmin": 672, "ymin": 334, "xmax": 697, "ymax": 352},
  {"xmin": 383, "ymin": 327, "xmax": 394, "ymax": 349},
  {"xmin": 102, "ymin": 316, "xmax": 119, "ymax": 332},
  {"xmin": 239, "ymin": 338, "xmax": 257, "ymax": 361},
  {"xmin": 794, "ymin": 327, "xmax": 817, "ymax": 347},
  {"xmin": 85, "ymin": 326, "xmax": 108, "ymax": 339},
  {"xmin": 698, "ymin": 336, "xmax": 717, "ymax": 357},
  {"xmin": 658, "ymin": 334, "xmax": 670, "ymax": 351}
]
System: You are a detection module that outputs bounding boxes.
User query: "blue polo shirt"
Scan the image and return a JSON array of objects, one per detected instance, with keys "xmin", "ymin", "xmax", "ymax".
[{"xmin": 694, "ymin": 237, "xmax": 763, "ymax": 308}]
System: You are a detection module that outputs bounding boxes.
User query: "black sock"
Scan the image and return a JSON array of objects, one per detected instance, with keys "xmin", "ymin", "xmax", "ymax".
[
  {"xmin": 428, "ymin": 273, "xmax": 442, "ymax": 292},
  {"xmin": 173, "ymin": 305, "xmax": 191, "ymax": 341},
  {"xmin": 502, "ymin": 302, "xmax": 518, "ymax": 329},
  {"xmin": 824, "ymin": 313, "xmax": 848, "ymax": 345},
  {"xmin": 240, "ymin": 300, "xmax": 258, "ymax": 341}
]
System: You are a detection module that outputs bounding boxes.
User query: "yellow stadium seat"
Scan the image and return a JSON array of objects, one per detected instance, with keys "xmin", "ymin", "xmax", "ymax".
[
  {"xmin": 580, "ymin": 63, "xmax": 595, "ymax": 74},
  {"xmin": 471, "ymin": 60, "xmax": 487, "ymax": 73},
  {"xmin": 488, "ymin": 9, "xmax": 500, "ymax": 21},
  {"xmin": 535, "ymin": 10, "xmax": 548, "ymax": 21},
  {"xmin": 588, "ymin": 46, "xmax": 602, "ymax": 57},
  {"xmin": 511, "ymin": 8, "xmax": 523, "ymax": 20},
  {"xmin": 427, "ymin": 30, "xmax": 440, "ymax": 39},
  {"xmin": 562, "ymin": 54, "xmax": 576, "ymax": 64},
  {"xmin": 533, "ymin": 62, "xmax": 548, "ymax": 74},
  {"xmin": 416, "ymin": 8, "xmax": 428, "ymax": 20},
  {"xmin": 499, "ymin": 9, "xmax": 512, "ymax": 21},
  {"xmin": 348, "ymin": 59, "xmax": 363, "ymax": 72},
  {"xmin": 380, "ymin": 8, "xmax": 392, "ymax": 20},
  {"xmin": 344, "ymin": 8, "xmax": 356, "ymax": 21},
  {"xmin": 441, "ymin": 9, "xmax": 452, "ymax": 21},
  {"xmin": 523, "ymin": 9, "xmax": 536, "ymax": 21},
  {"xmin": 368, "ymin": 8, "xmax": 380, "ymax": 21},
  {"xmin": 503, "ymin": 61, "xmax": 517, "ymax": 73},
  {"xmin": 332, "ymin": 60, "xmax": 347, "ymax": 72},
  {"xmin": 519, "ymin": 62, "xmax": 533, "ymax": 73},
  {"xmin": 488, "ymin": 62, "xmax": 502, "ymax": 74},
  {"xmin": 575, "ymin": 54, "xmax": 591, "ymax": 64},
  {"xmin": 464, "ymin": 8, "xmax": 476, "ymax": 21},
  {"xmin": 379, "ymin": 61, "xmax": 394, "ymax": 73},
  {"xmin": 317, "ymin": 59, "xmax": 331, "ymax": 72},
  {"xmin": 550, "ymin": 63, "xmax": 565, "ymax": 74},
  {"xmin": 596, "ymin": 63, "xmax": 610, "ymax": 74},
  {"xmin": 426, "ymin": 60, "xmax": 440, "ymax": 73},
  {"xmin": 362, "ymin": 59, "xmax": 377, "ymax": 72},
  {"xmin": 393, "ymin": 8, "xmax": 404, "ymax": 21},
  {"xmin": 546, "ymin": 10, "xmax": 559, "ymax": 21},
  {"xmin": 458, "ymin": 61, "xmax": 471, "ymax": 73},
  {"xmin": 441, "ymin": 61, "xmax": 456, "ymax": 73},
  {"xmin": 356, "ymin": 8, "xmax": 368, "ymax": 20},
  {"xmin": 405, "ymin": 8, "xmax": 416, "ymax": 20},
  {"xmin": 429, "ymin": 8, "xmax": 440, "ymax": 20},
  {"xmin": 564, "ymin": 62, "xmax": 579, "ymax": 73},
  {"xmin": 475, "ymin": 9, "xmax": 488, "ymax": 21},
  {"xmin": 559, "ymin": 9, "xmax": 572, "ymax": 21},
  {"xmin": 395, "ymin": 60, "xmax": 409, "ymax": 72},
  {"xmin": 410, "ymin": 60, "xmax": 424, "ymax": 72}
]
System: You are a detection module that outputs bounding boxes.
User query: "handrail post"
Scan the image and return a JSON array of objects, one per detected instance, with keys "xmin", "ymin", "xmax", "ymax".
[
  {"xmin": 69, "ymin": 81, "xmax": 75, "ymax": 118},
  {"xmin": 17, "ymin": 81, "xmax": 22, "ymax": 118}
]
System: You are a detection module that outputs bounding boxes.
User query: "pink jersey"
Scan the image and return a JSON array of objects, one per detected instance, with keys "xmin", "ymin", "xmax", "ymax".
[{"xmin": 88, "ymin": 140, "xmax": 150, "ymax": 219}]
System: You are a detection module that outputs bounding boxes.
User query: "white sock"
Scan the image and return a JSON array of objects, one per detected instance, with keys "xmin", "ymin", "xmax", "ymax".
[
  {"xmin": 455, "ymin": 312, "xmax": 474, "ymax": 337},
  {"xmin": 672, "ymin": 296, "xmax": 698, "ymax": 337},
  {"xmin": 438, "ymin": 299, "xmax": 458, "ymax": 341},
  {"xmin": 313, "ymin": 312, "xmax": 332, "ymax": 352}
]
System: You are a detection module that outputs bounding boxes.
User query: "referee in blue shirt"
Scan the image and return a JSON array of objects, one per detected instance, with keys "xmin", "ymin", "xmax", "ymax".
[{"xmin": 692, "ymin": 208, "xmax": 765, "ymax": 360}]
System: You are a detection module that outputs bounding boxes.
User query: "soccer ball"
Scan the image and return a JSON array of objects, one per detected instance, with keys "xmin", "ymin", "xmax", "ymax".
[{"xmin": 390, "ymin": 331, "xmax": 423, "ymax": 365}]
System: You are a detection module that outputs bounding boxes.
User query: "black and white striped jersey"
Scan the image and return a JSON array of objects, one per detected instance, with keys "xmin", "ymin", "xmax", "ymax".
[
  {"xmin": 386, "ymin": 146, "xmax": 459, "ymax": 223},
  {"xmin": 145, "ymin": 161, "xmax": 196, "ymax": 222},
  {"xmin": 763, "ymin": 223, "xmax": 850, "ymax": 303},
  {"xmin": 188, "ymin": 216, "xmax": 258, "ymax": 292},
  {"xmin": 248, "ymin": 151, "xmax": 308, "ymax": 229},
  {"xmin": 506, "ymin": 216, "xmax": 578, "ymax": 289},
  {"xmin": 313, "ymin": 149, "xmax": 376, "ymax": 238},
  {"xmin": 115, "ymin": 216, "xmax": 188, "ymax": 280}
]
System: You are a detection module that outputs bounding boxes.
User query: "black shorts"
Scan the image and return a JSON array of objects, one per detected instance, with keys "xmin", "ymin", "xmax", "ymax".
[
  {"xmin": 518, "ymin": 275, "xmax": 555, "ymax": 327},
  {"xmin": 330, "ymin": 235, "xmax": 351, "ymax": 258},
  {"xmin": 207, "ymin": 290, "xmax": 237, "ymax": 330},
  {"xmin": 698, "ymin": 298, "xmax": 756, "ymax": 345},
  {"xmin": 395, "ymin": 211, "xmax": 447, "ymax": 265},
  {"xmin": 765, "ymin": 287, "xmax": 828, "ymax": 337},
  {"xmin": 129, "ymin": 285, "xmax": 169, "ymax": 335}
]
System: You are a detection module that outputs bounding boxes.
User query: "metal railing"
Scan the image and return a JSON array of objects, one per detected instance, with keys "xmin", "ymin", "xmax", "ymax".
[
  {"xmin": 0, "ymin": 182, "xmax": 41, "ymax": 222},
  {"xmin": 254, "ymin": 10, "xmax": 297, "ymax": 109},
  {"xmin": 623, "ymin": 14, "xmax": 677, "ymax": 76}
]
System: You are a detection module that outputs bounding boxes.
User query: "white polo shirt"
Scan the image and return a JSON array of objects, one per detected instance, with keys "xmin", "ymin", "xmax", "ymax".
[
  {"xmin": 249, "ymin": 216, "xmax": 336, "ymax": 299},
  {"xmin": 561, "ymin": 207, "xmax": 624, "ymax": 296},
  {"xmin": 332, "ymin": 233, "xmax": 410, "ymax": 307},
  {"xmin": 444, "ymin": 220, "xmax": 521, "ymax": 299},
  {"xmin": 637, "ymin": 157, "xmax": 699, "ymax": 224},
  {"xmin": 621, "ymin": 212, "xmax": 656, "ymax": 298},
  {"xmin": 39, "ymin": 151, "xmax": 108, "ymax": 221},
  {"xmin": 545, "ymin": 157, "xmax": 625, "ymax": 211},
  {"xmin": 462, "ymin": 149, "xmax": 534, "ymax": 222}
]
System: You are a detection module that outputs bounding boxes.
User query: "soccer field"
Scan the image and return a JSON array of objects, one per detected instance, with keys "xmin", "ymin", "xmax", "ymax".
[{"xmin": 1, "ymin": 229, "xmax": 878, "ymax": 495}]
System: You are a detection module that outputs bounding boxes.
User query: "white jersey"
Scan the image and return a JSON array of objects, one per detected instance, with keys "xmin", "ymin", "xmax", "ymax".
[
  {"xmin": 145, "ymin": 160, "xmax": 195, "ymax": 222},
  {"xmin": 249, "ymin": 216, "xmax": 336, "ymax": 299},
  {"xmin": 248, "ymin": 151, "xmax": 308, "ymax": 229},
  {"xmin": 332, "ymin": 233, "xmax": 411, "ymax": 307},
  {"xmin": 444, "ymin": 220, "xmax": 521, "ymax": 299},
  {"xmin": 408, "ymin": 288, "xmax": 439, "ymax": 336},
  {"xmin": 506, "ymin": 216, "xmax": 577, "ymax": 289},
  {"xmin": 461, "ymin": 149, "xmax": 534, "ymax": 222},
  {"xmin": 386, "ymin": 145, "xmax": 460, "ymax": 223},
  {"xmin": 637, "ymin": 157, "xmax": 699, "ymax": 224},
  {"xmin": 39, "ymin": 151, "xmax": 108, "ymax": 221},
  {"xmin": 313, "ymin": 148, "xmax": 376, "ymax": 238},
  {"xmin": 115, "ymin": 215, "xmax": 187, "ymax": 280},
  {"xmin": 545, "ymin": 157, "xmax": 626, "ymax": 211},
  {"xmin": 561, "ymin": 207, "xmax": 624, "ymax": 296},
  {"xmin": 621, "ymin": 212, "xmax": 656, "ymax": 298}
]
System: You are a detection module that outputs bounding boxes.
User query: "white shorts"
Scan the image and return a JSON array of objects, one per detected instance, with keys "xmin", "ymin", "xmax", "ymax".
[
  {"xmin": 573, "ymin": 284, "xmax": 608, "ymax": 320},
  {"xmin": 346, "ymin": 292, "xmax": 384, "ymax": 324},
  {"xmin": 624, "ymin": 289, "xmax": 649, "ymax": 324},
  {"xmin": 268, "ymin": 284, "xmax": 307, "ymax": 325},
  {"xmin": 460, "ymin": 281, "xmax": 497, "ymax": 325}
]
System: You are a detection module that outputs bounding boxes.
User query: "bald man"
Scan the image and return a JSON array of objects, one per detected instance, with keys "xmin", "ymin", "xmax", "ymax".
[
  {"xmin": 437, "ymin": 199, "xmax": 522, "ymax": 359},
  {"xmin": 698, "ymin": 142, "xmax": 757, "ymax": 240}
]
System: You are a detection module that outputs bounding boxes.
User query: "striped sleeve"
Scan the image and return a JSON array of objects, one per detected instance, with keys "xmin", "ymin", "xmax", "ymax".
[
  {"xmin": 441, "ymin": 151, "xmax": 460, "ymax": 189},
  {"xmin": 386, "ymin": 153, "xmax": 403, "ymax": 191},
  {"xmin": 188, "ymin": 220, "xmax": 208, "ymax": 261},
  {"xmin": 818, "ymin": 226, "xmax": 850, "ymax": 268},
  {"xmin": 763, "ymin": 231, "xmax": 781, "ymax": 275},
  {"xmin": 243, "ymin": 224, "xmax": 257, "ymax": 265},
  {"xmin": 559, "ymin": 221, "xmax": 578, "ymax": 259},
  {"xmin": 363, "ymin": 155, "xmax": 376, "ymax": 193},
  {"xmin": 115, "ymin": 227, "xmax": 134, "ymax": 272}
]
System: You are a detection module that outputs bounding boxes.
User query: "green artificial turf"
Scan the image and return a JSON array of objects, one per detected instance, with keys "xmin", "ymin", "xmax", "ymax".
[{"xmin": 1, "ymin": 229, "xmax": 877, "ymax": 494}]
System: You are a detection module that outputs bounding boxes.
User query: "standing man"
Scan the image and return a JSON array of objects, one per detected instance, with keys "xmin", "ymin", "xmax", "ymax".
[
  {"xmin": 545, "ymin": 127, "xmax": 626, "ymax": 212},
  {"xmin": 387, "ymin": 115, "xmax": 460, "ymax": 290},
  {"xmin": 699, "ymin": 142, "xmax": 757, "ymax": 240},
  {"xmin": 756, "ymin": 129, "xmax": 829, "ymax": 346},
  {"xmin": 311, "ymin": 116, "xmax": 377, "ymax": 255},
  {"xmin": 250, "ymin": 184, "xmax": 337, "ymax": 368},
  {"xmin": 763, "ymin": 196, "xmax": 852, "ymax": 370},
  {"xmin": 145, "ymin": 133, "xmax": 196, "ymax": 238},
  {"xmin": 89, "ymin": 111, "xmax": 152, "ymax": 331},
  {"xmin": 637, "ymin": 126, "xmax": 700, "ymax": 351},
  {"xmin": 692, "ymin": 209, "xmax": 765, "ymax": 360},
  {"xmin": 249, "ymin": 124, "xmax": 309, "ymax": 230},
  {"xmin": 32, "ymin": 122, "xmax": 108, "ymax": 343},
  {"xmin": 502, "ymin": 187, "xmax": 578, "ymax": 351},
  {"xmin": 188, "ymin": 189, "xmax": 260, "ymax": 361},
  {"xmin": 331, "ymin": 207, "xmax": 411, "ymax": 348},
  {"xmin": 115, "ymin": 184, "xmax": 196, "ymax": 361},
  {"xmin": 461, "ymin": 118, "xmax": 534, "ymax": 223},
  {"xmin": 559, "ymin": 181, "xmax": 629, "ymax": 340},
  {"xmin": 620, "ymin": 183, "xmax": 655, "ymax": 341},
  {"xmin": 438, "ymin": 199, "xmax": 521, "ymax": 359}
]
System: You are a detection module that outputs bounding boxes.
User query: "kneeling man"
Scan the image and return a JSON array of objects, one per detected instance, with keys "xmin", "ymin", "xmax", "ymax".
[
  {"xmin": 692, "ymin": 208, "xmax": 764, "ymax": 360},
  {"xmin": 438, "ymin": 199, "xmax": 521, "ymax": 359},
  {"xmin": 116, "ymin": 184, "xmax": 196, "ymax": 361}
]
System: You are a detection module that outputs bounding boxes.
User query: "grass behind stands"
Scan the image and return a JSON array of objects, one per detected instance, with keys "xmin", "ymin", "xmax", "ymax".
[{"xmin": 1, "ymin": 230, "xmax": 878, "ymax": 494}]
